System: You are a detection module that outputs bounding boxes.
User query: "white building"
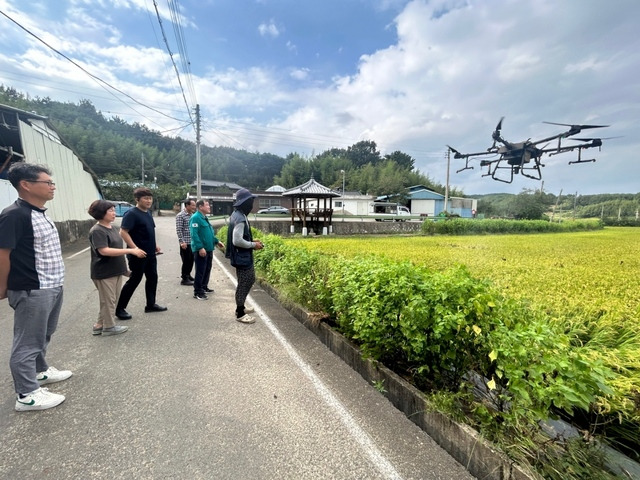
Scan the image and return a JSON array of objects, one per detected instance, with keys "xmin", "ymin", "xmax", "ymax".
[{"xmin": 315, "ymin": 191, "xmax": 374, "ymax": 215}]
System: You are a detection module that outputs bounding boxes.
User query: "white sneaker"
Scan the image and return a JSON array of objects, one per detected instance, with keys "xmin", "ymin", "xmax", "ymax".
[
  {"xmin": 236, "ymin": 314, "xmax": 256, "ymax": 324},
  {"xmin": 36, "ymin": 367, "xmax": 73, "ymax": 385},
  {"xmin": 244, "ymin": 306, "xmax": 255, "ymax": 314},
  {"xmin": 15, "ymin": 387, "xmax": 65, "ymax": 411}
]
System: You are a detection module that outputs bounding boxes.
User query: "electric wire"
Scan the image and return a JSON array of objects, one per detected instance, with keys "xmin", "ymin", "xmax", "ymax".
[
  {"xmin": 0, "ymin": 69, "xmax": 193, "ymax": 120},
  {"xmin": 143, "ymin": 0, "xmax": 186, "ymax": 113},
  {"xmin": 0, "ymin": 8, "xmax": 445, "ymax": 165},
  {"xmin": 152, "ymin": 0, "xmax": 195, "ymax": 125},
  {"xmin": 167, "ymin": 0, "xmax": 197, "ymax": 107},
  {"xmin": 0, "ymin": 9, "xmax": 188, "ymax": 125}
]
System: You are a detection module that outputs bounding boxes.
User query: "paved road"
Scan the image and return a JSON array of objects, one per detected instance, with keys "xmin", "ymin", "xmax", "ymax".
[{"xmin": 0, "ymin": 214, "xmax": 474, "ymax": 480}]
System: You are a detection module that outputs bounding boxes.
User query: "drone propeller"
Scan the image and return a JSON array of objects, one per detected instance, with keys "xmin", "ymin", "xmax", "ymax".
[
  {"xmin": 543, "ymin": 121, "xmax": 609, "ymax": 129},
  {"xmin": 447, "ymin": 145, "xmax": 466, "ymax": 158},
  {"xmin": 542, "ymin": 121, "xmax": 609, "ymax": 137},
  {"xmin": 491, "ymin": 116, "xmax": 505, "ymax": 147},
  {"xmin": 568, "ymin": 136, "xmax": 621, "ymax": 142}
]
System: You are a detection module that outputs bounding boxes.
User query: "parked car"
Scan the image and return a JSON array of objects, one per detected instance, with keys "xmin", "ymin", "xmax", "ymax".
[
  {"xmin": 256, "ymin": 206, "xmax": 290, "ymax": 215},
  {"xmin": 111, "ymin": 201, "xmax": 134, "ymax": 217}
]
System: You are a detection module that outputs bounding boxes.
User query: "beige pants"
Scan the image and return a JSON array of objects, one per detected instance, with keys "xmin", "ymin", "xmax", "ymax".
[{"xmin": 93, "ymin": 276, "xmax": 123, "ymax": 329}]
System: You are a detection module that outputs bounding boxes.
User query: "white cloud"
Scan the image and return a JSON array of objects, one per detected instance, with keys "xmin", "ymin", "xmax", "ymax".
[
  {"xmin": 290, "ymin": 68, "xmax": 310, "ymax": 81},
  {"xmin": 286, "ymin": 41, "xmax": 297, "ymax": 54},
  {"xmin": 260, "ymin": 0, "xmax": 637, "ymax": 194},
  {"xmin": 0, "ymin": 0, "xmax": 638, "ymax": 195},
  {"xmin": 258, "ymin": 20, "xmax": 281, "ymax": 38}
]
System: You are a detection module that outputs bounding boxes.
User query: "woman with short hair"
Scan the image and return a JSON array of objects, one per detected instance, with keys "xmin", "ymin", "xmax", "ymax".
[{"xmin": 88, "ymin": 200, "xmax": 146, "ymax": 336}]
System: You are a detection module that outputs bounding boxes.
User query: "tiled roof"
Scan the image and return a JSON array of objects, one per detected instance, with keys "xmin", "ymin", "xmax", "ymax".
[
  {"xmin": 190, "ymin": 179, "xmax": 243, "ymax": 189},
  {"xmin": 282, "ymin": 178, "xmax": 340, "ymax": 198}
]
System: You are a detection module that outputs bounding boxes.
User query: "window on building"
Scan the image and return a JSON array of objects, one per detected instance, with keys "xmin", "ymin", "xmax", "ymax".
[{"xmin": 258, "ymin": 198, "xmax": 282, "ymax": 208}]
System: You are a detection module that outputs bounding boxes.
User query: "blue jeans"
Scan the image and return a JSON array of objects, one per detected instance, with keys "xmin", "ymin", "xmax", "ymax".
[{"xmin": 8, "ymin": 287, "xmax": 63, "ymax": 395}]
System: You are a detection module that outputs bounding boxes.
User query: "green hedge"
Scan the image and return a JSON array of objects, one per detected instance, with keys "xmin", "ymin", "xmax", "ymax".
[
  {"xmin": 252, "ymin": 232, "xmax": 620, "ymax": 478},
  {"xmin": 421, "ymin": 218, "xmax": 604, "ymax": 235}
]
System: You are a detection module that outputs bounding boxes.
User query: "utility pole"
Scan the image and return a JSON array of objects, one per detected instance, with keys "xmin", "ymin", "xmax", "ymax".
[
  {"xmin": 195, "ymin": 104, "xmax": 202, "ymax": 200},
  {"xmin": 551, "ymin": 189, "xmax": 562, "ymax": 222},
  {"xmin": 444, "ymin": 148, "xmax": 450, "ymax": 214},
  {"xmin": 141, "ymin": 152, "xmax": 145, "ymax": 185},
  {"xmin": 341, "ymin": 169, "xmax": 345, "ymax": 219}
]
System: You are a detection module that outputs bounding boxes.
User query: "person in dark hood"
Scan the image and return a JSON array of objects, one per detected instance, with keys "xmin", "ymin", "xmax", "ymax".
[{"xmin": 225, "ymin": 188, "xmax": 263, "ymax": 323}]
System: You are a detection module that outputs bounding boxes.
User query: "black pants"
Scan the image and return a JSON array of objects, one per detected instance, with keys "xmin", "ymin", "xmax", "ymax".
[
  {"xmin": 117, "ymin": 255, "xmax": 158, "ymax": 310},
  {"xmin": 235, "ymin": 265, "xmax": 255, "ymax": 317},
  {"xmin": 193, "ymin": 251, "xmax": 212, "ymax": 295},
  {"xmin": 179, "ymin": 244, "xmax": 194, "ymax": 280}
]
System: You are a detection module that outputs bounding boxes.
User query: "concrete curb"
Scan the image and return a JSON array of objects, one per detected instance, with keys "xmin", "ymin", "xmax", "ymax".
[{"xmin": 257, "ymin": 280, "xmax": 539, "ymax": 480}]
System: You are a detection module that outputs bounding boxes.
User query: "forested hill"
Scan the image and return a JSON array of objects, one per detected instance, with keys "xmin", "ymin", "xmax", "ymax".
[
  {"xmin": 472, "ymin": 191, "xmax": 640, "ymax": 222},
  {"xmin": 0, "ymin": 86, "xmax": 284, "ymax": 189},
  {"xmin": 0, "ymin": 86, "xmax": 451, "ymax": 198}
]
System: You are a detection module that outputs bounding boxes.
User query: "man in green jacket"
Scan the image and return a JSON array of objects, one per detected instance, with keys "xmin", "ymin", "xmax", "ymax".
[{"xmin": 190, "ymin": 200, "xmax": 224, "ymax": 300}]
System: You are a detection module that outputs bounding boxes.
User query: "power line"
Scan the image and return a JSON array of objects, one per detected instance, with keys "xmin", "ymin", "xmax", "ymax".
[
  {"xmin": 0, "ymin": 9, "xmax": 188, "ymax": 125},
  {"xmin": 143, "ymin": 0, "xmax": 185, "ymax": 110},
  {"xmin": 152, "ymin": 0, "xmax": 194, "ymax": 125},
  {"xmin": 167, "ymin": 0, "xmax": 197, "ymax": 107}
]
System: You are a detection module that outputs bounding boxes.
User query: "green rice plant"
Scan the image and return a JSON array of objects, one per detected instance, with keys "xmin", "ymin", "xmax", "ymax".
[{"xmin": 279, "ymin": 227, "xmax": 639, "ymax": 464}]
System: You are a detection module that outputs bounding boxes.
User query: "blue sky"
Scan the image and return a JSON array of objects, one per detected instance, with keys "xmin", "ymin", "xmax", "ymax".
[{"xmin": 0, "ymin": 0, "xmax": 638, "ymax": 195}]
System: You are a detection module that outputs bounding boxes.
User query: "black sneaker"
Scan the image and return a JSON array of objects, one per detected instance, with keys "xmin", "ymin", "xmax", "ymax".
[
  {"xmin": 193, "ymin": 293, "xmax": 208, "ymax": 300},
  {"xmin": 181, "ymin": 279, "xmax": 194, "ymax": 286},
  {"xmin": 115, "ymin": 309, "xmax": 132, "ymax": 320},
  {"xmin": 144, "ymin": 304, "xmax": 168, "ymax": 313},
  {"xmin": 204, "ymin": 287, "xmax": 214, "ymax": 293}
]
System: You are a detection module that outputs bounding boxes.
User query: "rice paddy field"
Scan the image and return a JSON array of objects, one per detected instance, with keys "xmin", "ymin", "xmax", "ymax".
[
  {"xmin": 279, "ymin": 226, "xmax": 640, "ymax": 469},
  {"xmin": 286, "ymin": 227, "xmax": 640, "ymax": 327}
]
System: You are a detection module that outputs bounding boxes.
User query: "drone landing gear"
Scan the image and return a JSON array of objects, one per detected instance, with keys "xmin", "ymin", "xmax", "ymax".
[
  {"xmin": 569, "ymin": 158, "xmax": 596, "ymax": 165},
  {"xmin": 568, "ymin": 146, "xmax": 596, "ymax": 165},
  {"xmin": 483, "ymin": 158, "xmax": 543, "ymax": 183}
]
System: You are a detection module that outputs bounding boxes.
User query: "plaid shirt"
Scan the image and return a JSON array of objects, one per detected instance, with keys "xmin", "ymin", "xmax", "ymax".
[
  {"xmin": 175, "ymin": 208, "xmax": 192, "ymax": 244},
  {"xmin": 0, "ymin": 198, "xmax": 64, "ymax": 290}
]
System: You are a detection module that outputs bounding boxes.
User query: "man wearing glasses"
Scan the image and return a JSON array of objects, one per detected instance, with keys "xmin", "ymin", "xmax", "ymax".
[{"xmin": 0, "ymin": 162, "xmax": 72, "ymax": 411}]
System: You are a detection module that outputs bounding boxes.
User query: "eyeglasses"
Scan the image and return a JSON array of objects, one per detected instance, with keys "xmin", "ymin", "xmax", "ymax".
[{"xmin": 28, "ymin": 180, "xmax": 56, "ymax": 187}]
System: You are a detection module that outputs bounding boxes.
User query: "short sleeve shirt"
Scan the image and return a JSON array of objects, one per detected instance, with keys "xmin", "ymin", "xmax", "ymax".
[
  {"xmin": 0, "ymin": 198, "xmax": 65, "ymax": 290},
  {"xmin": 89, "ymin": 224, "xmax": 127, "ymax": 280},
  {"xmin": 120, "ymin": 206, "xmax": 156, "ymax": 255}
]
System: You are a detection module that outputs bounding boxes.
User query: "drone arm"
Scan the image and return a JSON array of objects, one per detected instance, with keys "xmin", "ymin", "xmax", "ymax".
[
  {"xmin": 456, "ymin": 164, "xmax": 474, "ymax": 174},
  {"xmin": 545, "ymin": 139, "xmax": 602, "ymax": 157}
]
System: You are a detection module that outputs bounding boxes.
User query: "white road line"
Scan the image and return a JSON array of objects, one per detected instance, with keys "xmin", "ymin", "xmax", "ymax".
[
  {"xmin": 66, "ymin": 247, "xmax": 90, "ymax": 259},
  {"xmin": 213, "ymin": 254, "xmax": 403, "ymax": 480}
]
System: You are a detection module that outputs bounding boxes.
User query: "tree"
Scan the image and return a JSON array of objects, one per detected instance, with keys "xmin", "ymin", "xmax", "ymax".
[
  {"xmin": 154, "ymin": 182, "xmax": 191, "ymax": 209},
  {"xmin": 346, "ymin": 140, "xmax": 381, "ymax": 168},
  {"xmin": 274, "ymin": 154, "xmax": 313, "ymax": 187},
  {"xmin": 384, "ymin": 151, "xmax": 415, "ymax": 170},
  {"xmin": 511, "ymin": 190, "xmax": 552, "ymax": 220},
  {"xmin": 99, "ymin": 175, "xmax": 137, "ymax": 202}
]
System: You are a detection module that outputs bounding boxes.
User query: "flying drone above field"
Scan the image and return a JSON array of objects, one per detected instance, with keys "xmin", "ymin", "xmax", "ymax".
[{"xmin": 448, "ymin": 117, "xmax": 612, "ymax": 183}]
